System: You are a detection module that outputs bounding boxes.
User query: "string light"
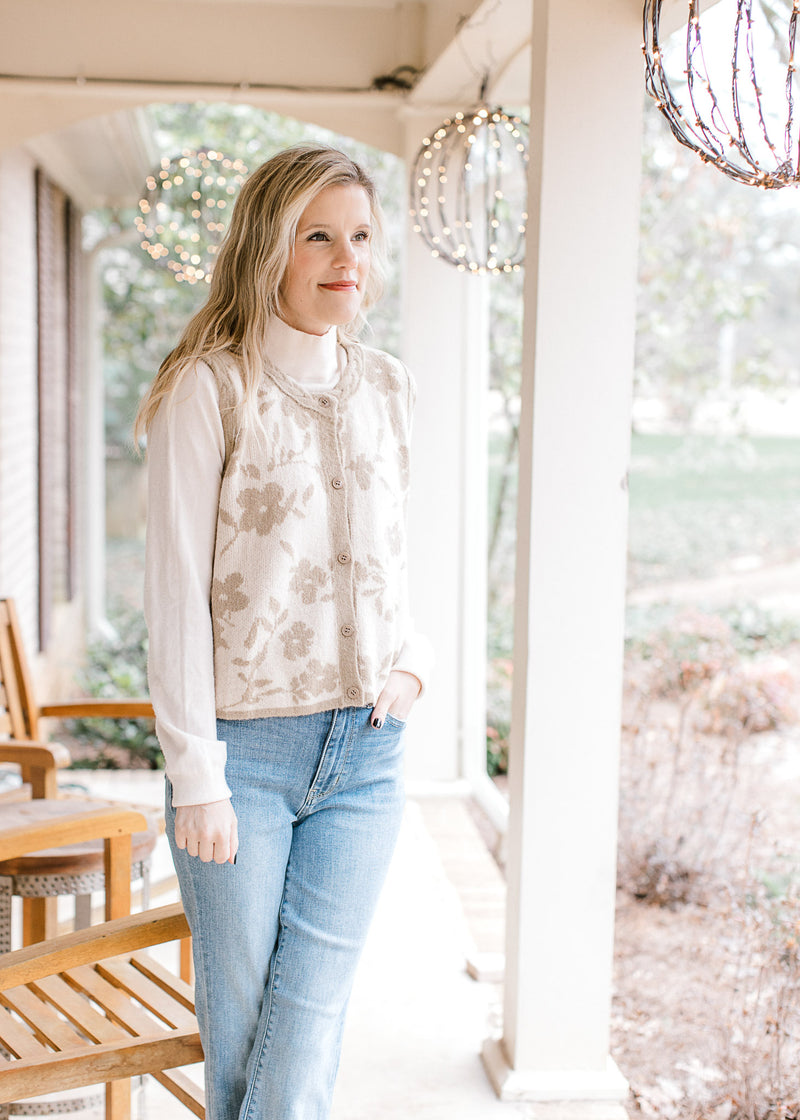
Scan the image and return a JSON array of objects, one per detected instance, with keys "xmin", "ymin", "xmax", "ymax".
[
  {"xmin": 643, "ymin": 0, "xmax": 800, "ymax": 188},
  {"xmin": 408, "ymin": 106, "xmax": 529, "ymax": 274},
  {"xmin": 135, "ymin": 148, "xmax": 248, "ymax": 284}
]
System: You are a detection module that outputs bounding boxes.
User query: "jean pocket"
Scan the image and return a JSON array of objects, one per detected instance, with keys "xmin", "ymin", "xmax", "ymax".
[{"xmin": 384, "ymin": 712, "xmax": 408, "ymax": 728}]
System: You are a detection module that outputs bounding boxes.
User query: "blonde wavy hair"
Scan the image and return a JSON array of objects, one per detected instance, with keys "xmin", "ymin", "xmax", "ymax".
[{"xmin": 134, "ymin": 144, "xmax": 388, "ymax": 441}]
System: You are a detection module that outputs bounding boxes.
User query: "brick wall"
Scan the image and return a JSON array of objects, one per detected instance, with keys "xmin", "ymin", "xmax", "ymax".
[
  {"xmin": 0, "ymin": 150, "xmax": 86, "ymax": 685},
  {"xmin": 0, "ymin": 150, "xmax": 40, "ymax": 655}
]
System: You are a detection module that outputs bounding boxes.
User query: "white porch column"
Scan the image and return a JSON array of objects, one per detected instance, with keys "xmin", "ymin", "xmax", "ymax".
[
  {"xmin": 400, "ymin": 111, "xmax": 491, "ymax": 794},
  {"xmin": 482, "ymin": 1, "xmax": 644, "ymax": 1115},
  {"xmin": 83, "ymin": 249, "xmax": 107, "ymax": 633}
]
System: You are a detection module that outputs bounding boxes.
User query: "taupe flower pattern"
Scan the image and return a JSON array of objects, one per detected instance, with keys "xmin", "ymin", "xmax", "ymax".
[
  {"xmin": 238, "ymin": 482, "xmax": 295, "ymax": 536},
  {"xmin": 348, "ymin": 453, "xmax": 375, "ymax": 491},
  {"xmin": 213, "ymin": 571, "xmax": 249, "ymax": 615},
  {"xmin": 289, "ymin": 660, "xmax": 340, "ymax": 702},
  {"xmin": 211, "ymin": 572, "xmax": 250, "ymax": 650},
  {"xmin": 290, "ymin": 559, "xmax": 329, "ymax": 604},
  {"xmin": 279, "ymin": 621, "xmax": 315, "ymax": 661},
  {"xmin": 364, "ymin": 359, "xmax": 402, "ymax": 396}
]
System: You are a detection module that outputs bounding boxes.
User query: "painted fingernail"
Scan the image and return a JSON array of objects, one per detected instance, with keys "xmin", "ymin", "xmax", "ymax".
[
  {"xmin": 232, "ymin": 853, "xmax": 237, "ymax": 865},
  {"xmin": 372, "ymin": 717, "xmax": 383, "ymax": 729}
]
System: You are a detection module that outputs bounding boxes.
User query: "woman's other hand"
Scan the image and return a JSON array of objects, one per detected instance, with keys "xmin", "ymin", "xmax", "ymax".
[
  {"xmin": 174, "ymin": 798, "xmax": 239, "ymax": 864},
  {"xmin": 370, "ymin": 669, "xmax": 422, "ymax": 729}
]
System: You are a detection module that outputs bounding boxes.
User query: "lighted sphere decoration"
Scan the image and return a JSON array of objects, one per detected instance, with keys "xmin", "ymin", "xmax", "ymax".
[
  {"xmin": 643, "ymin": 0, "xmax": 800, "ymax": 188},
  {"xmin": 135, "ymin": 149, "xmax": 248, "ymax": 284},
  {"xmin": 409, "ymin": 106, "xmax": 529, "ymax": 274}
]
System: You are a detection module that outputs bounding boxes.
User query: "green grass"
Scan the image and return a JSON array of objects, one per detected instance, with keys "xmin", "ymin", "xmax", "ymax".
[{"xmin": 627, "ymin": 433, "xmax": 800, "ymax": 587}]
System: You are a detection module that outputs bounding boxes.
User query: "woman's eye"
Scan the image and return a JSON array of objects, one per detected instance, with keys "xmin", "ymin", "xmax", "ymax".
[
  {"xmin": 307, "ymin": 231, "xmax": 329, "ymax": 241},
  {"xmin": 353, "ymin": 231, "xmax": 370, "ymax": 242}
]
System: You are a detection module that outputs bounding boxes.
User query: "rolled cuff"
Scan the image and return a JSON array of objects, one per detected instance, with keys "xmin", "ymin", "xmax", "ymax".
[
  {"xmin": 156, "ymin": 718, "xmax": 232, "ymax": 807},
  {"xmin": 391, "ymin": 627, "xmax": 435, "ymax": 696}
]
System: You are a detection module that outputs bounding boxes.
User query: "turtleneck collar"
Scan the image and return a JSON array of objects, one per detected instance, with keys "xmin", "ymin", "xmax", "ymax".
[{"xmin": 265, "ymin": 315, "xmax": 342, "ymax": 386}]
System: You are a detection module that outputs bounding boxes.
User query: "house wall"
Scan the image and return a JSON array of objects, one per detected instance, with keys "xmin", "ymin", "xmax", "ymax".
[{"xmin": 0, "ymin": 147, "xmax": 86, "ymax": 695}]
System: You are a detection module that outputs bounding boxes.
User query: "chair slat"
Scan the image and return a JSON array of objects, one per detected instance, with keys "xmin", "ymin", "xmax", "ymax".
[
  {"xmin": 63, "ymin": 966, "xmax": 156, "ymax": 1036},
  {"xmin": 0, "ymin": 1002, "xmax": 48, "ymax": 1059},
  {"xmin": 130, "ymin": 952, "xmax": 195, "ymax": 1013},
  {"xmin": 30, "ymin": 974, "xmax": 130, "ymax": 1045},
  {"xmin": 0, "ymin": 903, "xmax": 188, "ymax": 991},
  {"xmin": 0, "ymin": 987, "xmax": 84, "ymax": 1051},
  {"xmin": 0, "ymin": 626, "xmax": 27, "ymax": 742},
  {"xmin": 0, "ymin": 600, "xmax": 37, "ymax": 740},
  {"xmin": 152, "ymin": 1068, "xmax": 205, "ymax": 1119},
  {"xmin": 0, "ymin": 1030, "xmax": 203, "ymax": 1102},
  {"xmin": 96, "ymin": 960, "xmax": 196, "ymax": 1031}
]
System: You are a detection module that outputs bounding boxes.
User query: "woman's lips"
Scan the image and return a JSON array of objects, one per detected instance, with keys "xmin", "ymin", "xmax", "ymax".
[{"xmin": 319, "ymin": 281, "xmax": 358, "ymax": 291}]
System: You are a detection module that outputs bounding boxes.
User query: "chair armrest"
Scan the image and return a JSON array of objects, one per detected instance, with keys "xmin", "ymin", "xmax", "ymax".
[
  {"xmin": 39, "ymin": 699, "xmax": 155, "ymax": 719},
  {"xmin": 0, "ymin": 806, "xmax": 148, "ymax": 862},
  {"xmin": 0, "ymin": 742, "xmax": 71, "ymax": 771},
  {"xmin": 0, "ymin": 902, "xmax": 189, "ymax": 989}
]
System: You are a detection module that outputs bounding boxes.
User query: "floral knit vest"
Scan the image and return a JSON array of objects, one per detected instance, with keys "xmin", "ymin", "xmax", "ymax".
[{"xmin": 207, "ymin": 342, "xmax": 414, "ymax": 719}]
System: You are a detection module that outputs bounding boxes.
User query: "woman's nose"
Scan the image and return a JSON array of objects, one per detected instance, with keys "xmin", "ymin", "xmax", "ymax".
[{"xmin": 333, "ymin": 239, "xmax": 358, "ymax": 268}]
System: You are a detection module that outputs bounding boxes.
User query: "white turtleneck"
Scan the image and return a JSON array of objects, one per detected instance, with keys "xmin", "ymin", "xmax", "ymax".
[{"xmin": 264, "ymin": 315, "xmax": 343, "ymax": 392}]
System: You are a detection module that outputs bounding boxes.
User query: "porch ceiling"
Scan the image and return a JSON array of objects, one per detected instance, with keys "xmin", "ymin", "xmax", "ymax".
[
  {"xmin": 24, "ymin": 110, "xmax": 160, "ymax": 211},
  {"xmin": 0, "ymin": 0, "xmax": 535, "ymax": 151},
  {"xmin": 1, "ymin": 0, "xmax": 695, "ymax": 204}
]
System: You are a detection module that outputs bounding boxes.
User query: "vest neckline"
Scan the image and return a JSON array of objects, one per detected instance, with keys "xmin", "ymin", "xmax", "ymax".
[{"xmin": 262, "ymin": 339, "xmax": 362, "ymax": 414}]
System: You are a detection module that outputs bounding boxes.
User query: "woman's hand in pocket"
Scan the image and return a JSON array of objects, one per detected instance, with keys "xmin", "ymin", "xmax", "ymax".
[{"xmin": 370, "ymin": 670, "xmax": 421, "ymax": 729}]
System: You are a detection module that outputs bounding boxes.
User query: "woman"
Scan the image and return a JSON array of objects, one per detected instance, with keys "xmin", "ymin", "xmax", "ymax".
[{"xmin": 137, "ymin": 144, "xmax": 432, "ymax": 1120}]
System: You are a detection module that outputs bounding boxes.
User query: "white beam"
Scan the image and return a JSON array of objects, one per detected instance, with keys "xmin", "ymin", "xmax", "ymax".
[
  {"xmin": 482, "ymin": 0, "xmax": 644, "ymax": 1112},
  {"xmin": 401, "ymin": 110, "xmax": 491, "ymax": 787},
  {"xmin": 410, "ymin": 0, "xmax": 532, "ymax": 108},
  {"xmin": 0, "ymin": 84, "xmax": 409, "ymax": 161}
]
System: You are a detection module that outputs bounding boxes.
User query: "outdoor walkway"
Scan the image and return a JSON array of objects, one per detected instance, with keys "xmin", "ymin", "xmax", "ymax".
[{"xmin": 53, "ymin": 771, "xmax": 532, "ymax": 1120}]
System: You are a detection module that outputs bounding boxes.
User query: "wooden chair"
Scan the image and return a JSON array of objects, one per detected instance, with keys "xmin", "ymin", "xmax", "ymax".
[
  {"xmin": 0, "ymin": 597, "xmax": 155, "ymax": 784},
  {"xmin": 0, "ymin": 808, "xmax": 203, "ymax": 1120},
  {"xmin": 0, "ymin": 598, "xmax": 158, "ymax": 944}
]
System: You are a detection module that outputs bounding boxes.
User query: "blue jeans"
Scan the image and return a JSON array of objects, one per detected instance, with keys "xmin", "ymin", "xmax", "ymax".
[{"xmin": 165, "ymin": 706, "xmax": 406, "ymax": 1120}]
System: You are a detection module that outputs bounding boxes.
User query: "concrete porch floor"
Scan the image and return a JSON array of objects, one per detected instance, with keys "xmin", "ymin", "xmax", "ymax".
[{"xmin": 53, "ymin": 770, "xmax": 532, "ymax": 1120}]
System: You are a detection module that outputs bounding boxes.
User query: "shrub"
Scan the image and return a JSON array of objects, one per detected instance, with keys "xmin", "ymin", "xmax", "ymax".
[
  {"xmin": 486, "ymin": 656, "xmax": 513, "ymax": 776},
  {"xmin": 717, "ymin": 854, "xmax": 800, "ymax": 1120},
  {"xmin": 63, "ymin": 607, "xmax": 162, "ymax": 770},
  {"xmin": 618, "ymin": 606, "xmax": 800, "ymax": 907}
]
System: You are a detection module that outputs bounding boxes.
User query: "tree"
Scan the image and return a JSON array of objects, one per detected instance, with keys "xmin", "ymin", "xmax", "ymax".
[{"xmin": 636, "ymin": 97, "xmax": 800, "ymax": 426}]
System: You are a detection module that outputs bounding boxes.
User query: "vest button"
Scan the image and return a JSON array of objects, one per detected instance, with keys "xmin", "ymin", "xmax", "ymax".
[
  {"xmin": 346, "ymin": 686, "xmax": 360, "ymax": 700},
  {"xmin": 337, "ymin": 552, "xmax": 351, "ymax": 565},
  {"xmin": 341, "ymin": 624, "xmax": 355, "ymax": 637},
  {"xmin": 318, "ymin": 396, "xmax": 331, "ymax": 407},
  {"xmin": 331, "ymin": 477, "xmax": 344, "ymax": 489}
]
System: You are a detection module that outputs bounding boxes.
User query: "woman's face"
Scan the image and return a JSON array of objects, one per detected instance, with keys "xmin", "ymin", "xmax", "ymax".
[{"xmin": 279, "ymin": 183, "xmax": 372, "ymax": 336}]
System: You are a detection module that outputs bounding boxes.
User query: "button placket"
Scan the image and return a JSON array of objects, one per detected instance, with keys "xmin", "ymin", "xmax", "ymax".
[{"xmin": 325, "ymin": 406, "xmax": 361, "ymax": 707}]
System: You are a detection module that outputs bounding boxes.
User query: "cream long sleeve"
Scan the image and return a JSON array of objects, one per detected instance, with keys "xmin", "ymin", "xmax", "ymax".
[
  {"xmin": 145, "ymin": 324, "xmax": 433, "ymax": 808},
  {"xmin": 144, "ymin": 364, "xmax": 231, "ymax": 807}
]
